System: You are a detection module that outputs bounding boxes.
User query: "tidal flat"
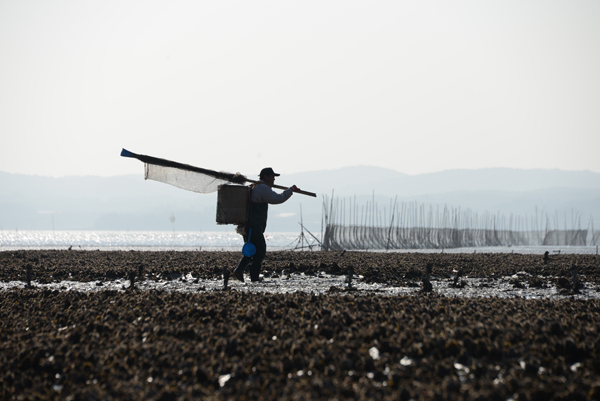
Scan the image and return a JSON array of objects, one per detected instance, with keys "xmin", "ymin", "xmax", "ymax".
[{"xmin": 1, "ymin": 250, "xmax": 599, "ymax": 400}]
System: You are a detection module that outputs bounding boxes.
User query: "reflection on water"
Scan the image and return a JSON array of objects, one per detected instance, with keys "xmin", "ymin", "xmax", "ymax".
[
  {"xmin": 0, "ymin": 230, "xmax": 302, "ymax": 251},
  {"xmin": 1, "ymin": 230, "xmax": 598, "ymax": 254},
  {"xmin": 2, "ymin": 273, "xmax": 599, "ymax": 300}
]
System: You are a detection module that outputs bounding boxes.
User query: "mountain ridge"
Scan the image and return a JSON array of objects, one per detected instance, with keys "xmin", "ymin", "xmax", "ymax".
[
  {"xmin": 1, "ymin": 167, "xmax": 599, "ymax": 232},
  {"xmin": 285, "ymin": 166, "xmax": 600, "ymax": 197}
]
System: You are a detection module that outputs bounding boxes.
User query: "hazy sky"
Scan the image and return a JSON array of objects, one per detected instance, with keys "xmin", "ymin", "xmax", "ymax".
[{"xmin": 1, "ymin": 0, "xmax": 599, "ymax": 178}]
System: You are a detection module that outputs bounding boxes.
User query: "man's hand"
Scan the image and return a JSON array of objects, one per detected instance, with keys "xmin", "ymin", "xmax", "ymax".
[{"xmin": 291, "ymin": 185, "xmax": 301, "ymax": 192}]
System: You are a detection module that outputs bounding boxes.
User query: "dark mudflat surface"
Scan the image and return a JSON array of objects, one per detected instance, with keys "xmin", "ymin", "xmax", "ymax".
[
  {"xmin": 2, "ymin": 251, "xmax": 600, "ymax": 400},
  {"xmin": 2, "ymin": 249, "xmax": 599, "ymax": 286}
]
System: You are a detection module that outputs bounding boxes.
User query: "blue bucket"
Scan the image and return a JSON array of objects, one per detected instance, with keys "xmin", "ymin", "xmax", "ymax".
[{"xmin": 242, "ymin": 229, "xmax": 256, "ymax": 257}]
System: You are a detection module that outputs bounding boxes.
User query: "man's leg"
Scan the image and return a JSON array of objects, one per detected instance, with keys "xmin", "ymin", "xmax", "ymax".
[
  {"xmin": 234, "ymin": 230, "xmax": 259, "ymax": 282},
  {"xmin": 249, "ymin": 232, "xmax": 266, "ymax": 282},
  {"xmin": 234, "ymin": 256, "xmax": 251, "ymax": 282}
]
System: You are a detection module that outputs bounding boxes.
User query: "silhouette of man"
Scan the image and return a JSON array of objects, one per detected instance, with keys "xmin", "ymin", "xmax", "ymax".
[{"xmin": 234, "ymin": 167, "xmax": 300, "ymax": 282}]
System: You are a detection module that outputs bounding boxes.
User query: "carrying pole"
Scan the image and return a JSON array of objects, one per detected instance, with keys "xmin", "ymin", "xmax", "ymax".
[
  {"xmin": 121, "ymin": 148, "xmax": 316, "ymax": 197},
  {"xmin": 245, "ymin": 178, "xmax": 316, "ymax": 197}
]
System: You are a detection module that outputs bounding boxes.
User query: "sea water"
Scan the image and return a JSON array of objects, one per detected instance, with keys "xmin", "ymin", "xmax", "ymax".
[
  {"xmin": 0, "ymin": 230, "xmax": 304, "ymax": 251},
  {"xmin": 1, "ymin": 230, "xmax": 598, "ymax": 254}
]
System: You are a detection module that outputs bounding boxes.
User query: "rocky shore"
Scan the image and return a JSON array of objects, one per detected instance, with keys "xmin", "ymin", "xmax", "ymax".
[{"xmin": 2, "ymin": 250, "xmax": 600, "ymax": 400}]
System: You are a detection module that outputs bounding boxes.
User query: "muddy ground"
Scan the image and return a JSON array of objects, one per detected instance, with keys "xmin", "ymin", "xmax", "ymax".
[
  {"xmin": 1, "ymin": 250, "xmax": 600, "ymax": 400},
  {"xmin": 2, "ymin": 250, "xmax": 599, "ymax": 287}
]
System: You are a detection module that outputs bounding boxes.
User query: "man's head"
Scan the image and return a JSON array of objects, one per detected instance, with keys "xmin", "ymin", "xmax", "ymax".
[{"xmin": 259, "ymin": 167, "xmax": 280, "ymax": 186}]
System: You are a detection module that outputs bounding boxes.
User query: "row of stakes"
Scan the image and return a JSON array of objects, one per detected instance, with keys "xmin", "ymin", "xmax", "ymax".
[{"xmin": 20, "ymin": 252, "xmax": 583, "ymax": 295}]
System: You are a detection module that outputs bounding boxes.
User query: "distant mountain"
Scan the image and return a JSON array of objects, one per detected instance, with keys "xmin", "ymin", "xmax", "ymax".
[
  {"xmin": 0, "ymin": 173, "xmax": 217, "ymax": 232},
  {"xmin": 286, "ymin": 167, "xmax": 600, "ymax": 197},
  {"xmin": 1, "ymin": 168, "xmax": 599, "ymax": 233}
]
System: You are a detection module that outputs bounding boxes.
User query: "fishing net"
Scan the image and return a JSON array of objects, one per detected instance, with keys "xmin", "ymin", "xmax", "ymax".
[
  {"xmin": 542, "ymin": 230, "xmax": 588, "ymax": 246},
  {"xmin": 321, "ymin": 196, "xmax": 597, "ymax": 250},
  {"xmin": 122, "ymin": 148, "xmax": 316, "ymax": 198},
  {"xmin": 128, "ymin": 151, "xmax": 246, "ymax": 194},
  {"xmin": 145, "ymin": 164, "xmax": 245, "ymax": 194}
]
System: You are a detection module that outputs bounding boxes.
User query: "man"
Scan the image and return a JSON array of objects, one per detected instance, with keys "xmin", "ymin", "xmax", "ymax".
[{"xmin": 234, "ymin": 167, "xmax": 300, "ymax": 282}]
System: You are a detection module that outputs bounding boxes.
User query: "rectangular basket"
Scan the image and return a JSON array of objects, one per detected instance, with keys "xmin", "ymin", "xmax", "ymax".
[{"xmin": 216, "ymin": 185, "xmax": 250, "ymax": 225}]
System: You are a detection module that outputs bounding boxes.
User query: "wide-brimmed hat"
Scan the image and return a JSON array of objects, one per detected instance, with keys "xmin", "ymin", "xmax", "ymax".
[{"xmin": 259, "ymin": 167, "xmax": 280, "ymax": 177}]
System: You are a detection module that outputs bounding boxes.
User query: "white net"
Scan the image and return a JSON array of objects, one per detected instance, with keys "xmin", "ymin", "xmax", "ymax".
[
  {"xmin": 145, "ymin": 164, "xmax": 233, "ymax": 194},
  {"xmin": 122, "ymin": 148, "xmax": 314, "ymax": 198}
]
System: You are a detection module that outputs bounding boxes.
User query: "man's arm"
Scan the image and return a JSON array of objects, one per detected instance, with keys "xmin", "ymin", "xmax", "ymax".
[{"xmin": 251, "ymin": 183, "xmax": 294, "ymax": 204}]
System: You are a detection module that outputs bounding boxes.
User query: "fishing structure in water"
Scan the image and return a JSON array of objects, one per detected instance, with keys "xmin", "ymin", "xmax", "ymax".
[{"xmin": 321, "ymin": 194, "xmax": 599, "ymax": 251}]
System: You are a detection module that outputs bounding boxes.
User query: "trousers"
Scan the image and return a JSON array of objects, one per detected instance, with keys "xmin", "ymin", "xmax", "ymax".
[{"xmin": 235, "ymin": 229, "xmax": 267, "ymax": 281}]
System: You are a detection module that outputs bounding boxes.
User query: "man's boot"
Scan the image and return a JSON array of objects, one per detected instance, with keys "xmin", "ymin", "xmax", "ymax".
[{"xmin": 234, "ymin": 258, "xmax": 250, "ymax": 282}]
